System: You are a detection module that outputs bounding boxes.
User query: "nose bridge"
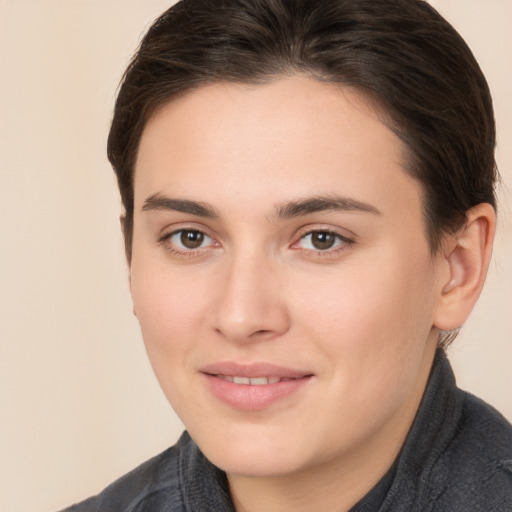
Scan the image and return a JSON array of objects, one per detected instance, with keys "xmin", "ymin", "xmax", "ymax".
[{"xmin": 210, "ymin": 245, "xmax": 289, "ymax": 342}]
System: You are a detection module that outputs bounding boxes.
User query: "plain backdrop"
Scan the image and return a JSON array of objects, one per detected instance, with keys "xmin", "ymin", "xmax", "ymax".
[{"xmin": 0, "ymin": 1, "xmax": 510, "ymax": 511}]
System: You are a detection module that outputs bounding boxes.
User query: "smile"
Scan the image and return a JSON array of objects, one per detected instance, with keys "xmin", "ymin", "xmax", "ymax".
[{"xmin": 201, "ymin": 363, "xmax": 313, "ymax": 410}]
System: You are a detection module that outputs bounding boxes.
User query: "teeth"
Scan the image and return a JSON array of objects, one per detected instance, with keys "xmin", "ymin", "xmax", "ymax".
[
  {"xmin": 233, "ymin": 376, "xmax": 250, "ymax": 385},
  {"xmin": 249, "ymin": 377, "xmax": 268, "ymax": 385},
  {"xmin": 220, "ymin": 376, "xmax": 284, "ymax": 385}
]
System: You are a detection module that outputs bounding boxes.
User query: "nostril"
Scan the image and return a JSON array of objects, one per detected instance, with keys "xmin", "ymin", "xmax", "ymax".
[{"xmin": 251, "ymin": 329, "xmax": 272, "ymax": 337}]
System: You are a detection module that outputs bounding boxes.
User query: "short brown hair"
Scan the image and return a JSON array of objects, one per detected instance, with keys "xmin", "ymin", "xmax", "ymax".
[{"xmin": 108, "ymin": 0, "xmax": 497, "ymax": 264}]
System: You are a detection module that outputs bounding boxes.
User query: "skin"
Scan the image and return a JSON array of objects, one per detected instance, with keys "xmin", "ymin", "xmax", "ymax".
[{"xmin": 129, "ymin": 76, "xmax": 494, "ymax": 511}]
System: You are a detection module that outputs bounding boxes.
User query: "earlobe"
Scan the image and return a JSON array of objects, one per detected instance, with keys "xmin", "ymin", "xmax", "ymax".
[{"xmin": 434, "ymin": 203, "xmax": 496, "ymax": 331}]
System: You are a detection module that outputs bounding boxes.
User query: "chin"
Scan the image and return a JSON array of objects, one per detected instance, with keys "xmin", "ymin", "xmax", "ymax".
[
  {"xmin": 191, "ymin": 424, "xmax": 319, "ymax": 478},
  {"xmin": 209, "ymin": 450, "xmax": 306, "ymax": 478}
]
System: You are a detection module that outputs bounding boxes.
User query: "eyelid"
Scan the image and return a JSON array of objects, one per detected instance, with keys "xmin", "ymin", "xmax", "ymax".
[
  {"xmin": 291, "ymin": 226, "xmax": 356, "ymax": 254},
  {"xmin": 158, "ymin": 221, "xmax": 216, "ymax": 242},
  {"xmin": 294, "ymin": 224, "xmax": 355, "ymax": 242},
  {"xmin": 158, "ymin": 224, "xmax": 220, "ymax": 256}
]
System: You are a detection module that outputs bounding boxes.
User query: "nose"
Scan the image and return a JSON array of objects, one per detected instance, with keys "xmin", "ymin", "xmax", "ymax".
[{"xmin": 208, "ymin": 252, "xmax": 291, "ymax": 343}]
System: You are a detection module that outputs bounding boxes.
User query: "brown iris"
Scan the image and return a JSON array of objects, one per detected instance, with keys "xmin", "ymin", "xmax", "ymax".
[
  {"xmin": 180, "ymin": 230, "xmax": 205, "ymax": 249},
  {"xmin": 310, "ymin": 231, "xmax": 337, "ymax": 250}
]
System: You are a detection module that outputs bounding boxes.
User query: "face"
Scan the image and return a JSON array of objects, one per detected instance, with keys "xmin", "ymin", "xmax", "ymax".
[{"xmin": 130, "ymin": 77, "xmax": 447, "ymax": 479}]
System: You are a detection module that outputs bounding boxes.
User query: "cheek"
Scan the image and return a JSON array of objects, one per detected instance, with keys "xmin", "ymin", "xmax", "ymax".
[
  {"xmin": 296, "ymin": 263, "xmax": 432, "ymax": 343},
  {"xmin": 130, "ymin": 263, "xmax": 211, "ymax": 370},
  {"xmin": 130, "ymin": 268, "xmax": 213, "ymax": 423},
  {"xmin": 292, "ymin": 247, "xmax": 437, "ymax": 385},
  {"xmin": 293, "ymin": 260, "xmax": 436, "ymax": 431}
]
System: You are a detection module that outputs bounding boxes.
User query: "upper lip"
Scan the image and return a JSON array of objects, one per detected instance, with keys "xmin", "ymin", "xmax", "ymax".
[{"xmin": 201, "ymin": 362, "xmax": 313, "ymax": 379}]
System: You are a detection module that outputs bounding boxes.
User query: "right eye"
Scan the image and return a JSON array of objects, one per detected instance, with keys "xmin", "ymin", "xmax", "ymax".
[{"xmin": 161, "ymin": 228, "xmax": 217, "ymax": 254}]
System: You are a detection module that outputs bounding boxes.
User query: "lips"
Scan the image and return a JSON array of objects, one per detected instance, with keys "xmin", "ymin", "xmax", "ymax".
[{"xmin": 201, "ymin": 362, "xmax": 313, "ymax": 411}]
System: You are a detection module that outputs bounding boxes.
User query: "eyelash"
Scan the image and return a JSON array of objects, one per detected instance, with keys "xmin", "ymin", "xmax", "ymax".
[
  {"xmin": 159, "ymin": 228, "xmax": 217, "ymax": 257},
  {"xmin": 293, "ymin": 229, "xmax": 354, "ymax": 256},
  {"xmin": 158, "ymin": 228, "xmax": 355, "ymax": 258}
]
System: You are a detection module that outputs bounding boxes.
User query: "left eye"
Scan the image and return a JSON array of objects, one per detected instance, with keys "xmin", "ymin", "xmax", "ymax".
[
  {"xmin": 297, "ymin": 231, "xmax": 347, "ymax": 251},
  {"xmin": 169, "ymin": 229, "xmax": 213, "ymax": 250}
]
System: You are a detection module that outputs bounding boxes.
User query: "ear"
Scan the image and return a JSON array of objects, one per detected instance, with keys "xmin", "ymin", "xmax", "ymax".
[
  {"xmin": 120, "ymin": 214, "xmax": 126, "ymax": 234},
  {"xmin": 120, "ymin": 215, "xmax": 137, "ymax": 317},
  {"xmin": 119, "ymin": 214, "xmax": 129, "ymax": 270},
  {"xmin": 434, "ymin": 203, "xmax": 496, "ymax": 331}
]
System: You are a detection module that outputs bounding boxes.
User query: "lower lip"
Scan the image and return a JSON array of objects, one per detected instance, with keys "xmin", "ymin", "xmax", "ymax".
[{"xmin": 203, "ymin": 374, "xmax": 312, "ymax": 411}]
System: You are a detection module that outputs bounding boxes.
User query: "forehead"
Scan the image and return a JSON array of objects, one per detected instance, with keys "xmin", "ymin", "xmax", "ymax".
[{"xmin": 134, "ymin": 77, "xmax": 422, "ymax": 218}]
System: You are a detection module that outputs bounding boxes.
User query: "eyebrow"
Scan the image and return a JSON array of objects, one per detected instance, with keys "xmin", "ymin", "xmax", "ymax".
[
  {"xmin": 141, "ymin": 193, "xmax": 381, "ymax": 221},
  {"xmin": 274, "ymin": 195, "xmax": 382, "ymax": 220},
  {"xmin": 142, "ymin": 193, "xmax": 221, "ymax": 220}
]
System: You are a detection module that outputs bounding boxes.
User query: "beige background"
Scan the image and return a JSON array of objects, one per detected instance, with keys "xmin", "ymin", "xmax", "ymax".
[{"xmin": 0, "ymin": 1, "xmax": 510, "ymax": 511}]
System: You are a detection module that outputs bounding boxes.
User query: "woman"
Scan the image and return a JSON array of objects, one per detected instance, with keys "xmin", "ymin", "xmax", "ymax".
[{"xmin": 63, "ymin": 0, "xmax": 512, "ymax": 510}]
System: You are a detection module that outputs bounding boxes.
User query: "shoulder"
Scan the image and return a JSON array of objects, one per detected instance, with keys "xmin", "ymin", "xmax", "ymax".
[
  {"xmin": 457, "ymin": 390, "xmax": 512, "ymax": 459},
  {"xmin": 60, "ymin": 434, "xmax": 192, "ymax": 512},
  {"xmin": 429, "ymin": 390, "xmax": 512, "ymax": 511}
]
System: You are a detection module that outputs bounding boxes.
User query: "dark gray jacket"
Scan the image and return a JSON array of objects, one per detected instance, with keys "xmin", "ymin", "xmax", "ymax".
[{"xmin": 62, "ymin": 351, "xmax": 512, "ymax": 511}]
